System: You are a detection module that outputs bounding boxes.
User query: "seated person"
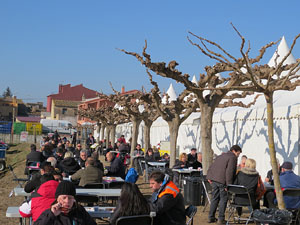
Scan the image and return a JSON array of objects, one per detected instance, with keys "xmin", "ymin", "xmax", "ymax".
[
  {"xmin": 71, "ymin": 158, "xmax": 103, "ymax": 187},
  {"xmin": 149, "ymin": 171, "xmax": 186, "ymax": 225},
  {"xmin": 91, "ymin": 151, "xmax": 104, "ymax": 173},
  {"xmin": 237, "ymin": 155, "xmax": 247, "ymax": 171},
  {"xmin": 46, "ymin": 156, "xmax": 57, "ymax": 168},
  {"xmin": 19, "ymin": 174, "xmax": 59, "ymax": 221},
  {"xmin": 54, "ymin": 147, "xmax": 65, "ymax": 167},
  {"xmin": 233, "ymin": 158, "xmax": 262, "ymax": 215},
  {"xmin": 133, "ymin": 144, "xmax": 144, "ymax": 156},
  {"xmin": 263, "ymin": 158, "xmax": 281, "ymax": 208},
  {"xmin": 187, "ymin": 148, "xmax": 197, "ymax": 165},
  {"xmin": 105, "ymin": 152, "xmax": 126, "ymax": 179},
  {"xmin": 267, "ymin": 161, "xmax": 300, "ymax": 209},
  {"xmin": 34, "ymin": 181, "xmax": 96, "ymax": 225},
  {"xmin": 265, "ymin": 158, "xmax": 281, "ymax": 185},
  {"xmin": 58, "ymin": 151, "xmax": 81, "ymax": 177},
  {"xmin": 173, "ymin": 153, "xmax": 189, "ymax": 169},
  {"xmin": 24, "ymin": 162, "xmax": 54, "ymax": 193},
  {"xmin": 192, "ymin": 152, "xmax": 203, "ymax": 169},
  {"xmin": 25, "ymin": 144, "xmax": 45, "ymax": 175},
  {"xmin": 172, "ymin": 153, "xmax": 189, "ymax": 186},
  {"xmin": 160, "ymin": 153, "xmax": 170, "ymax": 168},
  {"xmin": 41, "ymin": 144, "xmax": 54, "ymax": 159},
  {"xmin": 110, "ymin": 182, "xmax": 150, "ymax": 225},
  {"xmin": 30, "ymin": 174, "xmax": 59, "ymax": 222},
  {"xmin": 153, "ymin": 146, "xmax": 161, "ymax": 161},
  {"xmin": 78, "ymin": 149, "xmax": 88, "ymax": 168},
  {"xmin": 145, "ymin": 148, "xmax": 156, "ymax": 162}
]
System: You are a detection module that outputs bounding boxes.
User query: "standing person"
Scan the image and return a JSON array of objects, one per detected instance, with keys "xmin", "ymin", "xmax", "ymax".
[
  {"xmin": 86, "ymin": 133, "xmax": 95, "ymax": 151},
  {"xmin": 110, "ymin": 183, "xmax": 150, "ymax": 225},
  {"xmin": 187, "ymin": 148, "xmax": 197, "ymax": 166},
  {"xmin": 34, "ymin": 181, "xmax": 96, "ymax": 225},
  {"xmin": 149, "ymin": 171, "xmax": 186, "ymax": 225},
  {"xmin": 206, "ymin": 145, "xmax": 242, "ymax": 224}
]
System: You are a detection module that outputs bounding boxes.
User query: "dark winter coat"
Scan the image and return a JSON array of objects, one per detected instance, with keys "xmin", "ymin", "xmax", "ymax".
[
  {"xmin": 106, "ymin": 156, "xmax": 126, "ymax": 179},
  {"xmin": 207, "ymin": 151, "xmax": 238, "ymax": 185},
  {"xmin": 172, "ymin": 160, "xmax": 189, "ymax": 169},
  {"xmin": 233, "ymin": 167, "xmax": 259, "ymax": 207},
  {"xmin": 33, "ymin": 204, "xmax": 96, "ymax": 225},
  {"xmin": 26, "ymin": 150, "xmax": 45, "ymax": 165},
  {"xmin": 150, "ymin": 181, "xmax": 186, "ymax": 225},
  {"xmin": 58, "ymin": 157, "xmax": 81, "ymax": 176},
  {"xmin": 71, "ymin": 165, "xmax": 103, "ymax": 187},
  {"xmin": 187, "ymin": 153, "xmax": 197, "ymax": 165}
]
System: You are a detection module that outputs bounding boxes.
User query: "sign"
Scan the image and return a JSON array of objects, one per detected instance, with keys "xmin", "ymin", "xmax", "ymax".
[{"xmin": 20, "ymin": 131, "xmax": 28, "ymax": 142}]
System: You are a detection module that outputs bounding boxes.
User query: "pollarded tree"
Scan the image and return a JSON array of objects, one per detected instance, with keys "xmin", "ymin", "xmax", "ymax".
[
  {"xmin": 219, "ymin": 29, "xmax": 300, "ymax": 209},
  {"xmin": 108, "ymin": 85, "xmax": 160, "ymax": 158},
  {"xmin": 140, "ymin": 71, "xmax": 199, "ymax": 167},
  {"xmin": 120, "ymin": 36, "xmax": 259, "ymax": 174}
]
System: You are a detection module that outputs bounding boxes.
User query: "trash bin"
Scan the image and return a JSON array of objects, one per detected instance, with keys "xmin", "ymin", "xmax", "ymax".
[
  {"xmin": 253, "ymin": 208, "xmax": 293, "ymax": 225},
  {"xmin": 183, "ymin": 176, "xmax": 203, "ymax": 206}
]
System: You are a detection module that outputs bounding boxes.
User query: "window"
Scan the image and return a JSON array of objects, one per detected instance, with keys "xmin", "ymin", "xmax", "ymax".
[{"xmin": 62, "ymin": 108, "xmax": 67, "ymax": 114}]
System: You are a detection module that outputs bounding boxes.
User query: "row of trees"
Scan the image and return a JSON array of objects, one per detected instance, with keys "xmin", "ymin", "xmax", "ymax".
[{"xmin": 80, "ymin": 26, "xmax": 300, "ymax": 209}]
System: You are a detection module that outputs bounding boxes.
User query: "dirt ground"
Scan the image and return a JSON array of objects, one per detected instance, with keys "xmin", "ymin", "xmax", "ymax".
[{"xmin": 0, "ymin": 143, "xmax": 222, "ymax": 225}]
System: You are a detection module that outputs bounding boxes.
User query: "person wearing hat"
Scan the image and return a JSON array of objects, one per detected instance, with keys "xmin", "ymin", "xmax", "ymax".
[
  {"xmin": 265, "ymin": 161, "xmax": 300, "ymax": 209},
  {"xmin": 34, "ymin": 181, "xmax": 96, "ymax": 225},
  {"xmin": 279, "ymin": 161, "xmax": 300, "ymax": 209}
]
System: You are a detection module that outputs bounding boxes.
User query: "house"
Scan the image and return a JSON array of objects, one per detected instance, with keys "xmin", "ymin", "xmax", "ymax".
[
  {"xmin": 46, "ymin": 84, "xmax": 98, "ymax": 126},
  {"xmin": 0, "ymin": 96, "xmax": 18, "ymax": 121}
]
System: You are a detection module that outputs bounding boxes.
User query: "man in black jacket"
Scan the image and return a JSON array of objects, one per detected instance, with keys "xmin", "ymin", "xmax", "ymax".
[
  {"xmin": 105, "ymin": 152, "xmax": 125, "ymax": 179},
  {"xmin": 25, "ymin": 144, "xmax": 45, "ymax": 175},
  {"xmin": 206, "ymin": 145, "xmax": 242, "ymax": 224}
]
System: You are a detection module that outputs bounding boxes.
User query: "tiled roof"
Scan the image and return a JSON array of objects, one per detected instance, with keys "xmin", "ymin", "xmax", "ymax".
[
  {"xmin": 48, "ymin": 84, "xmax": 98, "ymax": 101},
  {"xmin": 53, "ymin": 99, "xmax": 80, "ymax": 107}
]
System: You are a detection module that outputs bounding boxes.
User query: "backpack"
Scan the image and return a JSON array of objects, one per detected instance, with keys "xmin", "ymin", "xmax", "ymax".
[{"xmin": 125, "ymin": 168, "xmax": 139, "ymax": 183}]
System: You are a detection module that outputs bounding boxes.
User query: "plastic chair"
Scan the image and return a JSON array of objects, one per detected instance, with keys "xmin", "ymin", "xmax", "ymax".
[
  {"xmin": 186, "ymin": 205, "xmax": 197, "ymax": 225},
  {"xmin": 226, "ymin": 184, "xmax": 254, "ymax": 225},
  {"xmin": 116, "ymin": 214, "xmax": 152, "ymax": 225},
  {"xmin": 283, "ymin": 188, "xmax": 300, "ymax": 225}
]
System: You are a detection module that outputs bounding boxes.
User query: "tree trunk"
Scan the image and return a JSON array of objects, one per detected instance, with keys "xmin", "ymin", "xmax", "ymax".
[
  {"xmin": 265, "ymin": 93, "xmax": 285, "ymax": 209},
  {"xmin": 143, "ymin": 119, "xmax": 153, "ymax": 153},
  {"xmin": 200, "ymin": 103, "xmax": 214, "ymax": 175},
  {"xmin": 110, "ymin": 124, "xmax": 116, "ymax": 145},
  {"xmin": 96, "ymin": 122, "xmax": 101, "ymax": 143},
  {"xmin": 105, "ymin": 127, "xmax": 110, "ymax": 148},
  {"xmin": 100, "ymin": 125, "xmax": 105, "ymax": 141},
  {"xmin": 130, "ymin": 118, "xmax": 142, "ymax": 158},
  {"xmin": 168, "ymin": 119, "xmax": 180, "ymax": 168}
]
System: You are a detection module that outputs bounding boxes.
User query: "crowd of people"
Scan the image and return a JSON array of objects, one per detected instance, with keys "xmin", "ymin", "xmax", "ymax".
[{"xmin": 19, "ymin": 132, "xmax": 300, "ymax": 225}]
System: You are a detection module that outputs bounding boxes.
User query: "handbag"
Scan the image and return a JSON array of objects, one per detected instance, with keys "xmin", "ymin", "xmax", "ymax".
[{"xmin": 256, "ymin": 175, "xmax": 266, "ymax": 200}]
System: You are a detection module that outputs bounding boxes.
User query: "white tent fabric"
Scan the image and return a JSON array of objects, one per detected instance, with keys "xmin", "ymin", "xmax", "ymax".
[{"xmin": 112, "ymin": 36, "xmax": 300, "ymax": 179}]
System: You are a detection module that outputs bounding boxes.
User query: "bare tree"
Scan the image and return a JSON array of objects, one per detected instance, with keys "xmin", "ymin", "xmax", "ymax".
[
  {"xmin": 218, "ymin": 28, "xmax": 300, "ymax": 209},
  {"xmin": 139, "ymin": 71, "xmax": 199, "ymax": 167},
  {"xmin": 119, "ymin": 37, "xmax": 258, "ymax": 173},
  {"xmin": 108, "ymin": 85, "xmax": 160, "ymax": 161}
]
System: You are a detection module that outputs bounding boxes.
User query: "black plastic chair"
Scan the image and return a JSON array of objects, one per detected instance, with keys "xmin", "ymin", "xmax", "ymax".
[
  {"xmin": 226, "ymin": 184, "xmax": 254, "ymax": 225},
  {"xmin": 283, "ymin": 188, "xmax": 300, "ymax": 225},
  {"xmin": 116, "ymin": 215, "xmax": 152, "ymax": 225},
  {"xmin": 186, "ymin": 205, "xmax": 197, "ymax": 225}
]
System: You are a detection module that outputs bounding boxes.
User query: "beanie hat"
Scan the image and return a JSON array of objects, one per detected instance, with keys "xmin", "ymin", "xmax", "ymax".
[
  {"xmin": 281, "ymin": 161, "xmax": 293, "ymax": 170},
  {"xmin": 55, "ymin": 181, "xmax": 76, "ymax": 199}
]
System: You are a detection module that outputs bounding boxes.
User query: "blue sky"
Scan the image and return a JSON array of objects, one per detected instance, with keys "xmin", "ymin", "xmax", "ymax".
[{"xmin": 1, "ymin": 1, "xmax": 300, "ymax": 105}]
